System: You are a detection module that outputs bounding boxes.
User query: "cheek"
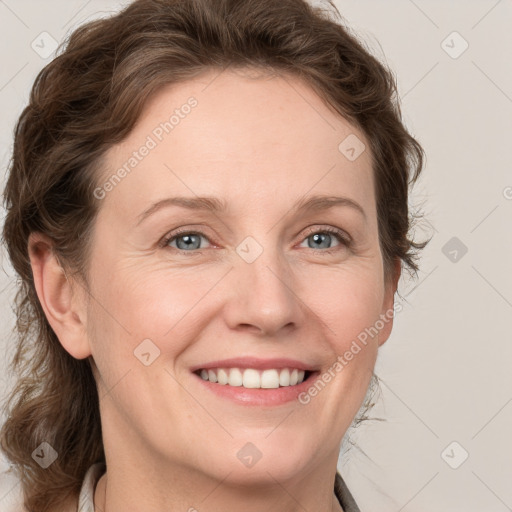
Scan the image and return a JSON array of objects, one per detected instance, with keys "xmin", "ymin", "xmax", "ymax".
[
  {"xmin": 300, "ymin": 263, "xmax": 385, "ymax": 342},
  {"xmin": 292, "ymin": 266, "xmax": 383, "ymax": 431},
  {"xmin": 301, "ymin": 263, "xmax": 385, "ymax": 408},
  {"xmin": 87, "ymin": 261, "xmax": 223, "ymax": 359}
]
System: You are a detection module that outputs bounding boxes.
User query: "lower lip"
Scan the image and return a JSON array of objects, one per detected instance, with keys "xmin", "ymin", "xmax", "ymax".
[{"xmin": 191, "ymin": 371, "xmax": 320, "ymax": 406}]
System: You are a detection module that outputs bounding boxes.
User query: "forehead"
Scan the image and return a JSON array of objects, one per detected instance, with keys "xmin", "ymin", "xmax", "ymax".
[{"xmin": 100, "ymin": 67, "xmax": 375, "ymax": 220}]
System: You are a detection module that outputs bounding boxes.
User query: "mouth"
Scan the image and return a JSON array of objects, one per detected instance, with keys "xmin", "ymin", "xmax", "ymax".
[{"xmin": 192, "ymin": 367, "xmax": 316, "ymax": 389}]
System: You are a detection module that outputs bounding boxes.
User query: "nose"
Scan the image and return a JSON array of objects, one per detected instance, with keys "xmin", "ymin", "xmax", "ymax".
[{"xmin": 223, "ymin": 241, "xmax": 303, "ymax": 337}]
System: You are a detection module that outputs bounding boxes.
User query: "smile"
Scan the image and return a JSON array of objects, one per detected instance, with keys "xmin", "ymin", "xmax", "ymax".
[{"xmin": 194, "ymin": 367, "xmax": 310, "ymax": 389}]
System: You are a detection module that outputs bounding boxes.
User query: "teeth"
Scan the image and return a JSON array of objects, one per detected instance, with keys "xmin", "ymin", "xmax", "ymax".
[
  {"xmin": 228, "ymin": 368, "xmax": 243, "ymax": 387},
  {"xmin": 279, "ymin": 368, "xmax": 290, "ymax": 386},
  {"xmin": 198, "ymin": 367, "xmax": 307, "ymax": 388},
  {"xmin": 217, "ymin": 368, "xmax": 229, "ymax": 385}
]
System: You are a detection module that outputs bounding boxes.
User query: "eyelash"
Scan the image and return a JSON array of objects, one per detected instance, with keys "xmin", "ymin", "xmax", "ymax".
[{"xmin": 159, "ymin": 226, "xmax": 351, "ymax": 256}]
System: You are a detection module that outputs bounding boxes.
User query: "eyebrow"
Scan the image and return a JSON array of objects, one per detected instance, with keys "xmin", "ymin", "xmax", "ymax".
[
  {"xmin": 292, "ymin": 194, "xmax": 366, "ymax": 219},
  {"xmin": 136, "ymin": 194, "xmax": 366, "ymax": 226},
  {"xmin": 136, "ymin": 196, "xmax": 227, "ymax": 226}
]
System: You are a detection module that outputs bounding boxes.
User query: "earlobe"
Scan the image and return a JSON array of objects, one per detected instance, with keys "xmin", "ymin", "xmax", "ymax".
[{"xmin": 28, "ymin": 232, "xmax": 92, "ymax": 360}]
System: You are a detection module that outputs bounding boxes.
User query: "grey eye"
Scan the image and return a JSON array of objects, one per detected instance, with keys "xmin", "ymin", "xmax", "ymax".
[
  {"xmin": 300, "ymin": 231, "xmax": 341, "ymax": 250},
  {"xmin": 167, "ymin": 233, "xmax": 210, "ymax": 251}
]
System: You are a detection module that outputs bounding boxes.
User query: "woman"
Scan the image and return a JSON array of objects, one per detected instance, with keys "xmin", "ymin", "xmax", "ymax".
[{"xmin": 0, "ymin": 0, "xmax": 426, "ymax": 510}]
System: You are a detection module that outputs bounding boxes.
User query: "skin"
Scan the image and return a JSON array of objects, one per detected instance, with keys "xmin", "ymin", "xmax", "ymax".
[{"xmin": 29, "ymin": 67, "xmax": 400, "ymax": 512}]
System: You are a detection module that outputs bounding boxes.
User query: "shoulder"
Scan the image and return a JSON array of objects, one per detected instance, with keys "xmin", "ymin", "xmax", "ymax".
[
  {"xmin": 77, "ymin": 462, "xmax": 106, "ymax": 511},
  {"xmin": 0, "ymin": 466, "xmax": 28, "ymax": 512},
  {"xmin": 0, "ymin": 462, "xmax": 106, "ymax": 512},
  {"xmin": 334, "ymin": 470, "xmax": 361, "ymax": 512}
]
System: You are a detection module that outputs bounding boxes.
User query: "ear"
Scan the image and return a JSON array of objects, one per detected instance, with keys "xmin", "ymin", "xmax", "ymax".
[
  {"xmin": 28, "ymin": 232, "xmax": 92, "ymax": 360},
  {"xmin": 377, "ymin": 258, "xmax": 401, "ymax": 347}
]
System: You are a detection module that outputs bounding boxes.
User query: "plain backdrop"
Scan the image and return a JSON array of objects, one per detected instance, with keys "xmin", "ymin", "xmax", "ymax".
[{"xmin": 0, "ymin": 1, "xmax": 511, "ymax": 511}]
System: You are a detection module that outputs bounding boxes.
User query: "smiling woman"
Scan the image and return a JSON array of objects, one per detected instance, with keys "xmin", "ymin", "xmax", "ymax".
[{"xmin": 0, "ymin": 1, "xmax": 427, "ymax": 511}]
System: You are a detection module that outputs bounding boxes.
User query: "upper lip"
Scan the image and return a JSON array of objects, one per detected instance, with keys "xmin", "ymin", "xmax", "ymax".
[{"xmin": 190, "ymin": 357, "xmax": 319, "ymax": 372}]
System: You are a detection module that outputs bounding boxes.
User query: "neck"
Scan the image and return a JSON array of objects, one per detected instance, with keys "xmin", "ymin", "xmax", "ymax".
[{"xmin": 93, "ymin": 466, "xmax": 344, "ymax": 512}]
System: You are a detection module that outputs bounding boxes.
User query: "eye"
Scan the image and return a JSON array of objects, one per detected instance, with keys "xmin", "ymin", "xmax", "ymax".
[
  {"xmin": 159, "ymin": 226, "xmax": 350, "ymax": 255},
  {"xmin": 298, "ymin": 227, "xmax": 350, "ymax": 253},
  {"xmin": 161, "ymin": 230, "xmax": 212, "ymax": 252}
]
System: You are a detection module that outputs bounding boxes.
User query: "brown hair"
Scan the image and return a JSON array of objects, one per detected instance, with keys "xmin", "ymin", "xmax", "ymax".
[{"xmin": 0, "ymin": 0, "xmax": 427, "ymax": 510}]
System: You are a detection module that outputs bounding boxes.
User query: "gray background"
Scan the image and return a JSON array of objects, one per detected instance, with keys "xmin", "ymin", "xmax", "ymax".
[{"xmin": 0, "ymin": 1, "xmax": 511, "ymax": 510}]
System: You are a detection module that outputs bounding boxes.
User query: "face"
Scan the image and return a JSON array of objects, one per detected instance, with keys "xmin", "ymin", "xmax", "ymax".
[{"xmin": 83, "ymin": 67, "xmax": 397, "ymax": 485}]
